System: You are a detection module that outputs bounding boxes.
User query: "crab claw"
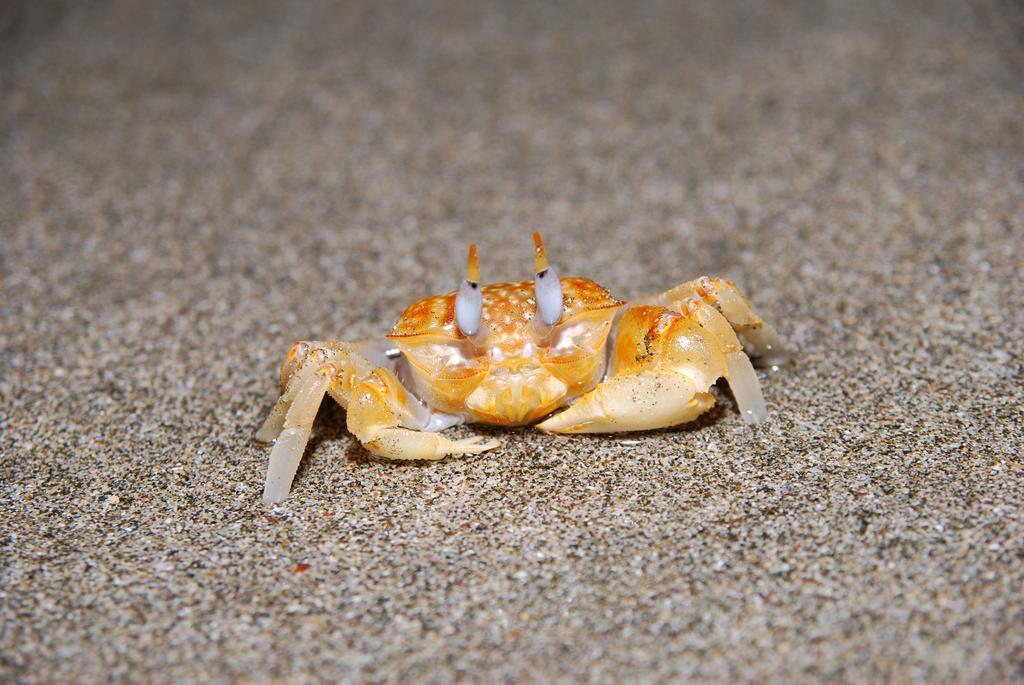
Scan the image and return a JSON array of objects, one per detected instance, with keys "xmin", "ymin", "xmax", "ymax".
[{"xmin": 537, "ymin": 370, "xmax": 715, "ymax": 433}]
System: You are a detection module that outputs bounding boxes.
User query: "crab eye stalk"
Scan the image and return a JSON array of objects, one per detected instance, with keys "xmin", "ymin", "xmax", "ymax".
[
  {"xmin": 532, "ymin": 231, "xmax": 563, "ymax": 327},
  {"xmin": 455, "ymin": 244, "xmax": 483, "ymax": 337}
]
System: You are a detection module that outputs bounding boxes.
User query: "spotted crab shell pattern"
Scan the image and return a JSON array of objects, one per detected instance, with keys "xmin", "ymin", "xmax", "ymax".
[{"xmin": 387, "ymin": 278, "xmax": 624, "ymax": 342}]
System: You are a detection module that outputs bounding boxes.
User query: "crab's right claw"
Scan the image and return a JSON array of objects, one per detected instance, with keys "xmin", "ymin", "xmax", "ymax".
[{"xmin": 537, "ymin": 370, "xmax": 715, "ymax": 433}]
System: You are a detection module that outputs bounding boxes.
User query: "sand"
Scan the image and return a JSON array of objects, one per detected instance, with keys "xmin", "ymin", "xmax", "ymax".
[{"xmin": 2, "ymin": 1, "xmax": 1023, "ymax": 682}]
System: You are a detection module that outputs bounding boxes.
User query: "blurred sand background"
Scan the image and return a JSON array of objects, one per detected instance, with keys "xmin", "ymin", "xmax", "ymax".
[{"xmin": 2, "ymin": 1, "xmax": 1023, "ymax": 682}]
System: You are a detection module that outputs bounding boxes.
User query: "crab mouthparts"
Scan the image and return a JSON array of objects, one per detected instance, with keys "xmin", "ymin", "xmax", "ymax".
[{"xmin": 465, "ymin": 366, "xmax": 567, "ymax": 425}]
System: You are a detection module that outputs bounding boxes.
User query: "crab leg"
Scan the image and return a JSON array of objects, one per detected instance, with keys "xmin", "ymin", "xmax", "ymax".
[
  {"xmin": 346, "ymin": 367, "xmax": 499, "ymax": 461},
  {"xmin": 539, "ymin": 298, "xmax": 770, "ymax": 433},
  {"xmin": 256, "ymin": 341, "xmax": 349, "ymax": 443},
  {"xmin": 257, "ymin": 338, "xmax": 405, "ymax": 444},
  {"xmin": 262, "ymin": 361, "xmax": 351, "ymax": 503},
  {"xmin": 261, "ymin": 346, "xmax": 498, "ymax": 502},
  {"xmin": 260, "ymin": 339, "xmax": 400, "ymax": 502},
  {"xmin": 646, "ymin": 277, "xmax": 789, "ymax": 367},
  {"xmin": 679, "ymin": 298, "xmax": 767, "ymax": 424}
]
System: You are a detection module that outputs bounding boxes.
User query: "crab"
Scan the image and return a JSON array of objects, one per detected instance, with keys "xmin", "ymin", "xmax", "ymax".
[{"xmin": 257, "ymin": 233, "xmax": 788, "ymax": 502}]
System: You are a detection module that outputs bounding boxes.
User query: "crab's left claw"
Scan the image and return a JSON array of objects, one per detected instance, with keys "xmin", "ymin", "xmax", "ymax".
[{"xmin": 348, "ymin": 367, "xmax": 501, "ymax": 460}]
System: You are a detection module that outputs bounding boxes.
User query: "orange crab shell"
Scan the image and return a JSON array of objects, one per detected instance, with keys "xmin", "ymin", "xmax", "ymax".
[
  {"xmin": 386, "ymin": 278, "xmax": 626, "ymax": 423},
  {"xmin": 387, "ymin": 278, "xmax": 623, "ymax": 342}
]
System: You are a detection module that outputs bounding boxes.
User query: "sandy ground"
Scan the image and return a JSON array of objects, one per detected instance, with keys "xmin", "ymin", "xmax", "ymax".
[{"xmin": 2, "ymin": 1, "xmax": 1023, "ymax": 683}]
